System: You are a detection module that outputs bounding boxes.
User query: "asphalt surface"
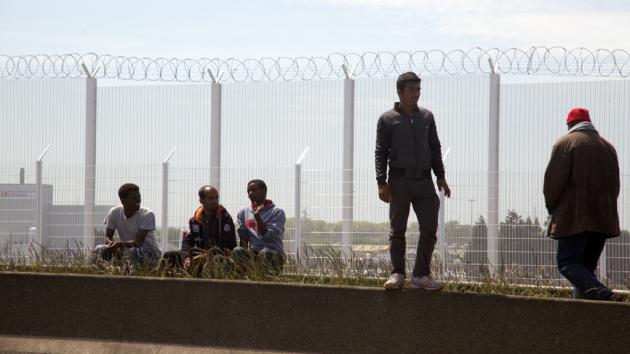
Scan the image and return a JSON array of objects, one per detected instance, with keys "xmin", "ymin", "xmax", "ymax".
[{"xmin": 0, "ymin": 335, "xmax": 298, "ymax": 354}]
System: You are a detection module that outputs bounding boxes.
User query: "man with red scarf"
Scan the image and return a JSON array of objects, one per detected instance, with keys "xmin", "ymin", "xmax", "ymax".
[{"xmin": 233, "ymin": 179, "xmax": 286, "ymax": 273}]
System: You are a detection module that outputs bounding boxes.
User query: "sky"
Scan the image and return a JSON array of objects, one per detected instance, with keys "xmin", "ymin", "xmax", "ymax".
[
  {"xmin": 1, "ymin": 0, "xmax": 630, "ymax": 240},
  {"xmin": 1, "ymin": 0, "xmax": 629, "ymax": 59}
]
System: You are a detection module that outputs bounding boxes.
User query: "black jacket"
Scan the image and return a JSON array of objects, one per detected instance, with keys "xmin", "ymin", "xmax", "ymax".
[
  {"xmin": 375, "ymin": 103, "xmax": 445, "ymax": 185},
  {"xmin": 182, "ymin": 205, "xmax": 236, "ymax": 257}
]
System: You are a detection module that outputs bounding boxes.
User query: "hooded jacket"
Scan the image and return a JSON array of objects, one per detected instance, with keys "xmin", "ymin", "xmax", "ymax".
[{"xmin": 237, "ymin": 200, "xmax": 285, "ymax": 254}]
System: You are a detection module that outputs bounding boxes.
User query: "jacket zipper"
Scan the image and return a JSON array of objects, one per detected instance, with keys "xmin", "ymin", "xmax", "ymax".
[
  {"xmin": 410, "ymin": 115, "xmax": 419, "ymax": 175},
  {"xmin": 218, "ymin": 213, "xmax": 222, "ymax": 244}
]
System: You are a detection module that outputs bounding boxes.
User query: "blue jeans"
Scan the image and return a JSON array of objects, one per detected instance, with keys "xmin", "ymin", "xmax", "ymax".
[
  {"xmin": 94, "ymin": 244, "xmax": 161, "ymax": 266},
  {"xmin": 557, "ymin": 232, "xmax": 612, "ymax": 301}
]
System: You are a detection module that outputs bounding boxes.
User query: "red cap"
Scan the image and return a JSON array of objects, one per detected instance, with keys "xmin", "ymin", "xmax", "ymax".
[{"xmin": 566, "ymin": 108, "xmax": 591, "ymax": 124}]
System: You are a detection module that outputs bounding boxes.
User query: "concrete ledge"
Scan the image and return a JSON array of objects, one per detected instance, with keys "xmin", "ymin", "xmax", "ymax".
[{"xmin": 1, "ymin": 272, "xmax": 629, "ymax": 353}]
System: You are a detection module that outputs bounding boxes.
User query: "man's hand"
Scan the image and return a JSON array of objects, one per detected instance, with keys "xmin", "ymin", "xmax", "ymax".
[
  {"xmin": 253, "ymin": 203, "xmax": 265, "ymax": 216},
  {"xmin": 378, "ymin": 184, "xmax": 391, "ymax": 203},
  {"xmin": 105, "ymin": 238, "xmax": 114, "ymax": 246},
  {"xmin": 192, "ymin": 253, "xmax": 207, "ymax": 262},
  {"xmin": 545, "ymin": 204, "xmax": 554, "ymax": 215},
  {"xmin": 107, "ymin": 241, "xmax": 123, "ymax": 252},
  {"xmin": 252, "ymin": 204, "xmax": 268, "ymax": 235},
  {"xmin": 437, "ymin": 179, "xmax": 451, "ymax": 198},
  {"xmin": 183, "ymin": 257, "xmax": 192, "ymax": 270}
]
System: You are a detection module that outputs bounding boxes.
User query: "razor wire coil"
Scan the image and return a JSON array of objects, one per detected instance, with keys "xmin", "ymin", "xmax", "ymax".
[{"xmin": 1, "ymin": 47, "xmax": 629, "ymax": 82}]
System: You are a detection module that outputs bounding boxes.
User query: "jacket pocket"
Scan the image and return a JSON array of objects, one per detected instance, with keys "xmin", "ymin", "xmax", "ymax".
[{"xmin": 390, "ymin": 148, "xmax": 398, "ymax": 161}]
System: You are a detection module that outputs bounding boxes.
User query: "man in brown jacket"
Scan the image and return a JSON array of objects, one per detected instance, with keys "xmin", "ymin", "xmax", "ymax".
[{"xmin": 543, "ymin": 107, "xmax": 620, "ymax": 301}]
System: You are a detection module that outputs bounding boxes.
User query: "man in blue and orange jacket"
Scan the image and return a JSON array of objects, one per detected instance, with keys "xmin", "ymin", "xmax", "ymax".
[{"xmin": 160, "ymin": 185, "xmax": 236, "ymax": 274}]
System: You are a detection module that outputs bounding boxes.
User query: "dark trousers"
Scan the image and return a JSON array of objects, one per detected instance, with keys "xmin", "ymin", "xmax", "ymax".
[
  {"xmin": 388, "ymin": 176, "xmax": 440, "ymax": 278},
  {"xmin": 232, "ymin": 246, "xmax": 285, "ymax": 274},
  {"xmin": 557, "ymin": 232, "xmax": 612, "ymax": 300},
  {"xmin": 161, "ymin": 250, "xmax": 186, "ymax": 269},
  {"xmin": 159, "ymin": 247, "xmax": 225, "ymax": 275}
]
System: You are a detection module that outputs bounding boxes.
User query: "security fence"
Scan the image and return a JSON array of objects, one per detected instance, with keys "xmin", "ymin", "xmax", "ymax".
[{"xmin": 1, "ymin": 47, "xmax": 629, "ymax": 288}]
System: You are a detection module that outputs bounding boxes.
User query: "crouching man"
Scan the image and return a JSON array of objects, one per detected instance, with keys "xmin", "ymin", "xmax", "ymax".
[
  {"xmin": 160, "ymin": 185, "xmax": 236, "ymax": 274},
  {"xmin": 95, "ymin": 183, "xmax": 161, "ymax": 266},
  {"xmin": 233, "ymin": 179, "xmax": 286, "ymax": 274}
]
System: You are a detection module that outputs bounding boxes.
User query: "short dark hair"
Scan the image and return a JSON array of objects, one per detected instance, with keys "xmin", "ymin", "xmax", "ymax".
[
  {"xmin": 396, "ymin": 72, "xmax": 421, "ymax": 91},
  {"xmin": 198, "ymin": 185, "xmax": 217, "ymax": 199},
  {"xmin": 247, "ymin": 179, "xmax": 267, "ymax": 191},
  {"xmin": 118, "ymin": 183, "xmax": 139, "ymax": 200}
]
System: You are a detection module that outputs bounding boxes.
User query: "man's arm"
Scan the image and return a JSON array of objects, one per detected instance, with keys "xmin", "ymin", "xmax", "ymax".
[
  {"xmin": 107, "ymin": 229, "xmax": 149, "ymax": 251},
  {"xmin": 612, "ymin": 147, "xmax": 620, "ymax": 198},
  {"xmin": 110, "ymin": 210, "xmax": 155, "ymax": 250},
  {"xmin": 543, "ymin": 144, "xmax": 572, "ymax": 214},
  {"xmin": 105, "ymin": 228, "xmax": 115, "ymax": 245},
  {"xmin": 427, "ymin": 116, "xmax": 445, "ymax": 180},
  {"xmin": 133, "ymin": 229, "xmax": 150, "ymax": 247},
  {"xmin": 254, "ymin": 204, "xmax": 268, "ymax": 235},
  {"xmin": 135, "ymin": 211, "xmax": 156, "ymax": 247},
  {"xmin": 428, "ymin": 116, "xmax": 451, "ymax": 197},
  {"xmin": 375, "ymin": 116, "xmax": 392, "ymax": 203},
  {"xmin": 375, "ymin": 116, "xmax": 390, "ymax": 187},
  {"xmin": 103, "ymin": 210, "xmax": 116, "ymax": 245},
  {"xmin": 260, "ymin": 209, "xmax": 286, "ymax": 242}
]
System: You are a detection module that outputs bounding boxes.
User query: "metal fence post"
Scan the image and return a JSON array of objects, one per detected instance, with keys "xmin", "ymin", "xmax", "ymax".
[
  {"xmin": 162, "ymin": 146, "xmax": 178, "ymax": 252},
  {"xmin": 36, "ymin": 145, "xmax": 51, "ymax": 250},
  {"xmin": 437, "ymin": 147, "xmax": 450, "ymax": 275},
  {"xmin": 438, "ymin": 191, "xmax": 446, "ymax": 273},
  {"xmin": 208, "ymin": 69, "xmax": 222, "ymax": 192},
  {"xmin": 598, "ymin": 246, "xmax": 607, "ymax": 280},
  {"xmin": 36, "ymin": 161, "xmax": 43, "ymax": 249},
  {"xmin": 82, "ymin": 64, "xmax": 97, "ymax": 252},
  {"xmin": 342, "ymin": 64, "xmax": 354, "ymax": 257},
  {"xmin": 487, "ymin": 60, "xmax": 501, "ymax": 275},
  {"xmin": 294, "ymin": 147, "xmax": 310, "ymax": 260}
]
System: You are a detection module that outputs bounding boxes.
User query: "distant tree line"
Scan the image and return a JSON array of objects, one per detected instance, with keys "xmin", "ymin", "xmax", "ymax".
[{"xmin": 281, "ymin": 210, "xmax": 630, "ymax": 283}]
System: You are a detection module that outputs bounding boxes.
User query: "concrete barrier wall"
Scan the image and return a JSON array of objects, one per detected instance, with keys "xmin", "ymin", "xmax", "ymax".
[{"xmin": 1, "ymin": 272, "xmax": 629, "ymax": 353}]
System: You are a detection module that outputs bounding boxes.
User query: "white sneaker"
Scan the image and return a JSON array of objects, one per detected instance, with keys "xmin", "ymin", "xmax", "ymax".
[
  {"xmin": 383, "ymin": 273, "xmax": 405, "ymax": 290},
  {"xmin": 410, "ymin": 275, "xmax": 443, "ymax": 291}
]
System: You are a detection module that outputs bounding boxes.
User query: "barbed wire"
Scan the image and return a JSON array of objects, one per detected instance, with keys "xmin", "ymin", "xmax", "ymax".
[{"xmin": 1, "ymin": 47, "xmax": 629, "ymax": 82}]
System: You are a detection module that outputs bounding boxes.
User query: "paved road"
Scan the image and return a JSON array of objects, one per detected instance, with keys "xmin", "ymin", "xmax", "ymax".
[{"xmin": 0, "ymin": 335, "xmax": 298, "ymax": 354}]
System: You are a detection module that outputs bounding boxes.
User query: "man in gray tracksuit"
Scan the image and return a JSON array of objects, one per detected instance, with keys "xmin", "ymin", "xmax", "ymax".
[
  {"xmin": 233, "ymin": 179, "xmax": 286, "ymax": 274},
  {"xmin": 375, "ymin": 72, "xmax": 451, "ymax": 290}
]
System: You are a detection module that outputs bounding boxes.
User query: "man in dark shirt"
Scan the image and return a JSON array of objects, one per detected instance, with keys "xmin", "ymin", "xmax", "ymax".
[
  {"xmin": 375, "ymin": 72, "xmax": 451, "ymax": 290},
  {"xmin": 159, "ymin": 185, "xmax": 236, "ymax": 275}
]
